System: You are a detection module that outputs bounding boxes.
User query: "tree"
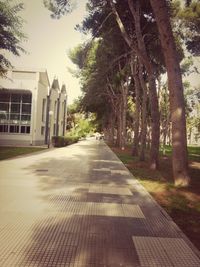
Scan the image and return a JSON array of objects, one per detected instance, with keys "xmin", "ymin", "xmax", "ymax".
[
  {"xmin": 0, "ymin": 0, "xmax": 26, "ymax": 77},
  {"xmin": 109, "ymin": 0, "xmax": 161, "ymax": 169},
  {"xmin": 68, "ymin": 0, "xmax": 132, "ymax": 149},
  {"xmin": 130, "ymin": 56, "xmax": 140, "ymax": 157},
  {"xmin": 184, "ymin": 83, "xmax": 200, "ymax": 145},
  {"xmin": 149, "ymin": 0, "xmax": 190, "ymax": 186},
  {"xmin": 43, "ymin": 0, "xmax": 73, "ymax": 18},
  {"xmin": 178, "ymin": 1, "xmax": 200, "ymax": 56}
]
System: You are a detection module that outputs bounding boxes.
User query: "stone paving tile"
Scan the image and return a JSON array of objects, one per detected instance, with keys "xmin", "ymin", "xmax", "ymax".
[
  {"xmin": 102, "ymin": 185, "xmax": 132, "ymax": 195},
  {"xmin": 133, "ymin": 236, "xmax": 200, "ymax": 267},
  {"xmin": 0, "ymin": 140, "xmax": 200, "ymax": 266}
]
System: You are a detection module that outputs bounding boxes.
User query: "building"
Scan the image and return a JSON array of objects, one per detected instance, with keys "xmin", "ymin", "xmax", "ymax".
[
  {"xmin": 45, "ymin": 79, "xmax": 67, "ymax": 145},
  {"xmin": 0, "ymin": 68, "xmax": 67, "ymax": 146}
]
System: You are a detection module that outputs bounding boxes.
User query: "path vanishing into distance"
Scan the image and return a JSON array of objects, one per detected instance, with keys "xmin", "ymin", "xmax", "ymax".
[{"xmin": 0, "ymin": 139, "xmax": 200, "ymax": 267}]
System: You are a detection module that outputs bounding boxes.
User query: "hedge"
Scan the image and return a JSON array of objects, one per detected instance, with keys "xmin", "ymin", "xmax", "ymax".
[{"xmin": 52, "ymin": 136, "xmax": 79, "ymax": 147}]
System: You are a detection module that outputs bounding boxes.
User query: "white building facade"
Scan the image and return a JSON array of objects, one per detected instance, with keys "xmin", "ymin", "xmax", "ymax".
[
  {"xmin": 0, "ymin": 68, "xmax": 67, "ymax": 146},
  {"xmin": 45, "ymin": 79, "xmax": 67, "ymax": 145}
]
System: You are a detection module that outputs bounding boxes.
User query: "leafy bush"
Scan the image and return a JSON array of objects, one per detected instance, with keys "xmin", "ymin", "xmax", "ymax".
[
  {"xmin": 52, "ymin": 136, "xmax": 66, "ymax": 147},
  {"xmin": 65, "ymin": 135, "xmax": 79, "ymax": 145},
  {"xmin": 52, "ymin": 135, "xmax": 79, "ymax": 147}
]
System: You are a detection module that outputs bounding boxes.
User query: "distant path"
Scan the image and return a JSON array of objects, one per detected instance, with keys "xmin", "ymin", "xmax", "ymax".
[{"xmin": 0, "ymin": 138, "xmax": 200, "ymax": 266}]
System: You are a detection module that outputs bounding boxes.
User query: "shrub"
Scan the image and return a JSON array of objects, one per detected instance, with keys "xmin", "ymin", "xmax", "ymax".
[
  {"xmin": 52, "ymin": 135, "xmax": 79, "ymax": 147},
  {"xmin": 52, "ymin": 136, "xmax": 66, "ymax": 147},
  {"xmin": 65, "ymin": 135, "xmax": 79, "ymax": 145}
]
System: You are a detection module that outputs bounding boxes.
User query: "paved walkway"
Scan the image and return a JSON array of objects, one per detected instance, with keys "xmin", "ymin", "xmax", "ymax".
[{"xmin": 0, "ymin": 139, "xmax": 200, "ymax": 267}]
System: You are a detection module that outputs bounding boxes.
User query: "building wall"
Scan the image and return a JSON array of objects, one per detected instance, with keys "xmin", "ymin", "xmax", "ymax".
[
  {"xmin": 0, "ymin": 69, "xmax": 50, "ymax": 146},
  {"xmin": 33, "ymin": 81, "xmax": 48, "ymax": 145},
  {"xmin": 0, "ymin": 70, "xmax": 67, "ymax": 146}
]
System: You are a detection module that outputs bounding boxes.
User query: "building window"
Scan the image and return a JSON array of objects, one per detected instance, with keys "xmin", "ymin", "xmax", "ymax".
[
  {"xmin": 41, "ymin": 126, "xmax": 45, "ymax": 135},
  {"xmin": 0, "ymin": 93, "xmax": 10, "ymax": 102},
  {"xmin": 10, "ymin": 125, "xmax": 20, "ymax": 133},
  {"xmin": 11, "ymin": 93, "xmax": 21, "ymax": 103},
  {"xmin": 53, "ymin": 123, "xmax": 56, "ymax": 135},
  {"xmin": 21, "ymin": 125, "xmax": 30, "ymax": 134},
  {"xmin": 0, "ymin": 124, "xmax": 8, "ymax": 132},
  {"xmin": 21, "ymin": 115, "xmax": 31, "ymax": 125},
  {"xmin": 54, "ymin": 101, "xmax": 57, "ymax": 120},
  {"xmin": 0, "ymin": 91, "xmax": 32, "ymax": 134},
  {"xmin": 22, "ymin": 103, "xmax": 31, "ymax": 114},
  {"xmin": 0, "ymin": 103, "xmax": 9, "ymax": 113},
  {"xmin": 42, "ymin": 98, "xmax": 46, "ymax": 122},
  {"xmin": 22, "ymin": 94, "xmax": 32, "ymax": 103}
]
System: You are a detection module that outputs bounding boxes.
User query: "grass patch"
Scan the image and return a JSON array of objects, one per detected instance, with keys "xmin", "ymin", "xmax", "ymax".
[
  {"xmin": 0, "ymin": 146, "xmax": 47, "ymax": 160},
  {"xmin": 160, "ymin": 145, "xmax": 200, "ymax": 162},
  {"xmin": 111, "ymin": 145, "xmax": 200, "ymax": 250}
]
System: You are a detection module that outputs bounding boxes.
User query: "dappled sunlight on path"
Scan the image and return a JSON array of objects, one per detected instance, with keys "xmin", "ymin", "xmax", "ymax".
[{"xmin": 0, "ymin": 139, "xmax": 200, "ymax": 266}]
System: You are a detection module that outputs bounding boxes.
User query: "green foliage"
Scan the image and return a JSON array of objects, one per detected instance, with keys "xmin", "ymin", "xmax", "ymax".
[
  {"xmin": 178, "ymin": 1, "xmax": 200, "ymax": 55},
  {"xmin": 160, "ymin": 145, "xmax": 200, "ymax": 162},
  {"xmin": 67, "ymin": 98, "xmax": 97, "ymax": 139},
  {"xmin": 52, "ymin": 135, "xmax": 79, "ymax": 147},
  {"xmin": 68, "ymin": 98, "xmax": 82, "ymax": 114},
  {"xmin": 0, "ymin": 0, "xmax": 26, "ymax": 77},
  {"xmin": 180, "ymin": 56, "xmax": 195, "ymax": 76},
  {"xmin": 43, "ymin": 0, "xmax": 73, "ymax": 18},
  {"xmin": 184, "ymin": 84, "xmax": 200, "ymax": 143},
  {"xmin": 67, "ymin": 113, "xmax": 96, "ymax": 138},
  {"xmin": 52, "ymin": 136, "xmax": 67, "ymax": 147},
  {"xmin": 68, "ymin": 43, "xmax": 88, "ymax": 69}
]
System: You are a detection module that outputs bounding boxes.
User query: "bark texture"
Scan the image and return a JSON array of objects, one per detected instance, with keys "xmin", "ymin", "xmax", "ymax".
[
  {"xmin": 138, "ymin": 61, "xmax": 147, "ymax": 161},
  {"xmin": 131, "ymin": 56, "xmax": 140, "ymax": 156},
  {"xmin": 128, "ymin": 0, "xmax": 160, "ymax": 169},
  {"xmin": 150, "ymin": 0, "xmax": 190, "ymax": 186}
]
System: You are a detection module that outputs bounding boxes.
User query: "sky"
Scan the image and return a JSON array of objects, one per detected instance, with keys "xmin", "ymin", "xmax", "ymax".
[
  {"xmin": 6, "ymin": 0, "xmax": 89, "ymax": 104},
  {"xmin": 4, "ymin": 0, "xmax": 200, "ymax": 103}
]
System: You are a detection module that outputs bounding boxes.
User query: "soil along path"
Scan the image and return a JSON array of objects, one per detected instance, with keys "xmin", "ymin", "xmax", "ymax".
[{"xmin": 0, "ymin": 139, "xmax": 199, "ymax": 266}]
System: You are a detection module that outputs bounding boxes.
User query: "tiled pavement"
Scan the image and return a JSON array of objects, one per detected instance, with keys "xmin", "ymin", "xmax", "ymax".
[{"xmin": 0, "ymin": 139, "xmax": 200, "ymax": 267}]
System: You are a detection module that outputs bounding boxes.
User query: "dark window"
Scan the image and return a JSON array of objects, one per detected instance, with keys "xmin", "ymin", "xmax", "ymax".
[
  {"xmin": 53, "ymin": 123, "xmax": 56, "ymax": 135},
  {"xmin": 22, "ymin": 104, "xmax": 31, "ymax": 114},
  {"xmin": 41, "ymin": 126, "xmax": 45, "ymax": 135},
  {"xmin": 10, "ymin": 113, "xmax": 20, "ymax": 121},
  {"xmin": 0, "ymin": 102, "xmax": 9, "ymax": 112},
  {"xmin": 0, "ymin": 124, "xmax": 8, "ymax": 132},
  {"xmin": 11, "ymin": 93, "xmax": 21, "ymax": 103},
  {"xmin": 22, "ymin": 94, "xmax": 32, "ymax": 103},
  {"xmin": 42, "ymin": 99, "xmax": 46, "ymax": 122},
  {"xmin": 0, "ymin": 93, "xmax": 10, "ymax": 102},
  {"xmin": 10, "ymin": 125, "xmax": 19, "ymax": 133},
  {"xmin": 21, "ymin": 125, "xmax": 30, "ymax": 134},
  {"xmin": 0, "ymin": 92, "xmax": 31, "ymax": 134},
  {"xmin": 21, "ymin": 114, "xmax": 31, "ymax": 122},
  {"xmin": 0, "ymin": 111, "xmax": 8, "ymax": 120},
  {"xmin": 11, "ymin": 103, "xmax": 20, "ymax": 113}
]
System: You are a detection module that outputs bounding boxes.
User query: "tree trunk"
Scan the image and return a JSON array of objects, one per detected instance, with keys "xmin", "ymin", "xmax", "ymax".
[
  {"xmin": 116, "ymin": 96, "xmax": 122, "ymax": 148},
  {"xmin": 163, "ymin": 113, "xmax": 170, "ymax": 146},
  {"xmin": 150, "ymin": 0, "xmax": 190, "ymax": 186},
  {"xmin": 121, "ymin": 81, "xmax": 128, "ymax": 150},
  {"xmin": 107, "ymin": 110, "xmax": 115, "ymax": 144},
  {"xmin": 138, "ymin": 61, "xmax": 148, "ymax": 161},
  {"xmin": 131, "ymin": 56, "xmax": 140, "ymax": 156},
  {"xmin": 110, "ymin": 0, "xmax": 159, "ymax": 166},
  {"xmin": 128, "ymin": 0, "xmax": 160, "ymax": 169}
]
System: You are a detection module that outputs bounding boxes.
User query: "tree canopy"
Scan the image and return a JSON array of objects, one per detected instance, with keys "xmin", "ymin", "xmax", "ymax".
[
  {"xmin": 0, "ymin": 0, "xmax": 26, "ymax": 77},
  {"xmin": 45, "ymin": 0, "xmax": 200, "ymax": 186}
]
